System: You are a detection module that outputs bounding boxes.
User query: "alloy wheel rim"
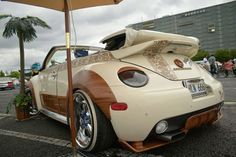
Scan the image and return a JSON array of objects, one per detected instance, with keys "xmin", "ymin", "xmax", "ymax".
[{"xmin": 74, "ymin": 93, "xmax": 93, "ymax": 148}]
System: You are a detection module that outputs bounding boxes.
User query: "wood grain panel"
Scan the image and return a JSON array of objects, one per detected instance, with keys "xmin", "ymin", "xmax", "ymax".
[
  {"xmin": 57, "ymin": 96, "xmax": 67, "ymax": 116},
  {"xmin": 118, "ymin": 67, "xmax": 140, "ymax": 74},
  {"xmin": 73, "ymin": 70, "xmax": 117, "ymax": 119},
  {"xmin": 41, "ymin": 94, "xmax": 59, "ymax": 113}
]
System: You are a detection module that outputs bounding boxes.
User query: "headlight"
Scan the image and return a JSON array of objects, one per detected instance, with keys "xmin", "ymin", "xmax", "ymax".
[{"xmin": 118, "ymin": 69, "xmax": 148, "ymax": 87}]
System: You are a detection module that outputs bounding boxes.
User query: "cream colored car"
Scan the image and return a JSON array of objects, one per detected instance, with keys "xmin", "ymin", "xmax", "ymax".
[{"xmin": 28, "ymin": 28, "xmax": 224, "ymax": 153}]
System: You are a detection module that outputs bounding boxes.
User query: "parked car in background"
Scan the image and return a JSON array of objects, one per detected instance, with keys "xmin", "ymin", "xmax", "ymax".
[
  {"xmin": 0, "ymin": 77, "xmax": 15, "ymax": 90},
  {"xmin": 28, "ymin": 28, "xmax": 224, "ymax": 153}
]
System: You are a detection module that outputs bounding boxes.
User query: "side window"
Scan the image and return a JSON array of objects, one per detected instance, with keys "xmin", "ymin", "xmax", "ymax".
[{"xmin": 46, "ymin": 49, "xmax": 67, "ymax": 68}]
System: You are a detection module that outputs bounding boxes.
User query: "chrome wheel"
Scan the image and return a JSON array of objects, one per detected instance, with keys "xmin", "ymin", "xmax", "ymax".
[{"xmin": 74, "ymin": 92, "xmax": 93, "ymax": 149}]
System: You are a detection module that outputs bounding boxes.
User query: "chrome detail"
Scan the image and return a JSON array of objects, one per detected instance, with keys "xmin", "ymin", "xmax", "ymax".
[
  {"xmin": 41, "ymin": 108, "xmax": 67, "ymax": 124},
  {"xmin": 74, "ymin": 92, "xmax": 93, "ymax": 149},
  {"xmin": 157, "ymin": 130, "xmax": 185, "ymax": 142},
  {"xmin": 155, "ymin": 120, "xmax": 168, "ymax": 134}
]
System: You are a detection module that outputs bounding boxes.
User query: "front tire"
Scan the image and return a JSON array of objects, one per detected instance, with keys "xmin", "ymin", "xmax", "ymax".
[{"xmin": 73, "ymin": 90, "xmax": 116, "ymax": 152}]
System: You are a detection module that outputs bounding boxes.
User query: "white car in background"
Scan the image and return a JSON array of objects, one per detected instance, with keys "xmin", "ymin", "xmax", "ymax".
[
  {"xmin": 28, "ymin": 28, "xmax": 224, "ymax": 153},
  {"xmin": 0, "ymin": 77, "xmax": 14, "ymax": 90}
]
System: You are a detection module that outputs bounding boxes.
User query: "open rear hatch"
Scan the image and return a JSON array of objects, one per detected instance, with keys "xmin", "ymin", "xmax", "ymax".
[{"xmin": 101, "ymin": 28, "xmax": 201, "ymax": 81}]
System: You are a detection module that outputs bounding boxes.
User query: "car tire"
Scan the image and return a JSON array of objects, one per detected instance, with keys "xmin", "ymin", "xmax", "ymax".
[{"xmin": 73, "ymin": 90, "xmax": 116, "ymax": 152}]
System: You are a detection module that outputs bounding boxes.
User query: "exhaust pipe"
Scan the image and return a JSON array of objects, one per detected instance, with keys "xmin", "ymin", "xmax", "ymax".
[{"xmin": 157, "ymin": 130, "xmax": 186, "ymax": 142}]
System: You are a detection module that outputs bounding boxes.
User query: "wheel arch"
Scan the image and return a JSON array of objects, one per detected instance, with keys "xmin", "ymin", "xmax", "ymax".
[
  {"xmin": 71, "ymin": 70, "xmax": 117, "ymax": 119},
  {"xmin": 26, "ymin": 80, "xmax": 37, "ymax": 108}
]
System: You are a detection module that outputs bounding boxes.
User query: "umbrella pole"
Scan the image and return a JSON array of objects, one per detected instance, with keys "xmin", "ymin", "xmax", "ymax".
[{"xmin": 64, "ymin": 0, "xmax": 77, "ymax": 156}]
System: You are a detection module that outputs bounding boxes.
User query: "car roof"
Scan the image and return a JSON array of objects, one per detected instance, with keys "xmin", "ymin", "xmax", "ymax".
[{"xmin": 0, "ymin": 77, "xmax": 12, "ymax": 81}]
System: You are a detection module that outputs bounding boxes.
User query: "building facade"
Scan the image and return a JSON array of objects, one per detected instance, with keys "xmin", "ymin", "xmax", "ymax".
[{"xmin": 129, "ymin": 1, "xmax": 236, "ymax": 52}]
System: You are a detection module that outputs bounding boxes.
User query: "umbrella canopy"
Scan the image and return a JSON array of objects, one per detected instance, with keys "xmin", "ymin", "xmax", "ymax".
[{"xmin": 2, "ymin": 0, "xmax": 123, "ymax": 11}]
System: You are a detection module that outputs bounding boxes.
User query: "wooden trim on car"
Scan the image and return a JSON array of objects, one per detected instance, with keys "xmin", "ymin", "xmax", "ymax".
[
  {"xmin": 40, "ymin": 94, "xmax": 60, "ymax": 113},
  {"xmin": 57, "ymin": 95, "xmax": 67, "ymax": 116},
  {"xmin": 118, "ymin": 67, "xmax": 140, "ymax": 74},
  {"xmin": 72, "ymin": 70, "xmax": 117, "ymax": 119}
]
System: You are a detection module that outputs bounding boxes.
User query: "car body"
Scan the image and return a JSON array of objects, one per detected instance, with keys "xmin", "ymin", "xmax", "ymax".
[
  {"xmin": 194, "ymin": 60, "xmax": 210, "ymax": 71},
  {"xmin": 0, "ymin": 77, "xmax": 14, "ymax": 90},
  {"xmin": 28, "ymin": 28, "xmax": 224, "ymax": 153}
]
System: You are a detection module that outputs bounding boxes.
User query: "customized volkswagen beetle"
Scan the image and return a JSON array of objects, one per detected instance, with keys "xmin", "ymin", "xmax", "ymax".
[{"xmin": 28, "ymin": 28, "xmax": 224, "ymax": 152}]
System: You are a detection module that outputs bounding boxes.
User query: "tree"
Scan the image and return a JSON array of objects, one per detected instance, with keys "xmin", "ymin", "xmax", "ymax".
[
  {"xmin": 0, "ymin": 15, "xmax": 50, "ymax": 94},
  {"xmin": 215, "ymin": 49, "xmax": 231, "ymax": 62},
  {"xmin": 191, "ymin": 49, "xmax": 209, "ymax": 61},
  {"xmin": 9, "ymin": 71, "xmax": 20, "ymax": 79},
  {"xmin": 0, "ymin": 70, "xmax": 5, "ymax": 77},
  {"xmin": 230, "ymin": 49, "xmax": 236, "ymax": 59}
]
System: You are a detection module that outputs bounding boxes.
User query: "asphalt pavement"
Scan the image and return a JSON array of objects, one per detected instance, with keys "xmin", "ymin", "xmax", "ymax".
[{"xmin": 0, "ymin": 76, "xmax": 235, "ymax": 157}]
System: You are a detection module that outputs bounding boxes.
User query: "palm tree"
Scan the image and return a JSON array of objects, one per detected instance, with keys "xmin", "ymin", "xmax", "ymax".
[{"xmin": 0, "ymin": 15, "xmax": 50, "ymax": 94}]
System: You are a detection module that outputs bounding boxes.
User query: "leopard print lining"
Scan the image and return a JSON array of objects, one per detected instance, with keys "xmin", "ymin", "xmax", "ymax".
[{"xmin": 143, "ymin": 41, "xmax": 178, "ymax": 80}]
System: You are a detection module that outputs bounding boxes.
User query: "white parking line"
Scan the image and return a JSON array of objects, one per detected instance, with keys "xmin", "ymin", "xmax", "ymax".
[
  {"xmin": 225, "ymin": 102, "xmax": 236, "ymax": 105},
  {"xmin": 0, "ymin": 113, "xmax": 9, "ymax": 120},
  {"xmin": 0, "ymin": 129, "xmax": 72, "ymax": 148},
  {"xmin": 0, "ymin": 113, "xmax": 9, "ymax": 116}
]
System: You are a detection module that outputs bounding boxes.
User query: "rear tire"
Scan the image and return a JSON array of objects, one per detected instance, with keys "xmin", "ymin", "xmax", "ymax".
[{"xmin": 73, "ymin": 90, "xmax": 116, "ymax": 152}]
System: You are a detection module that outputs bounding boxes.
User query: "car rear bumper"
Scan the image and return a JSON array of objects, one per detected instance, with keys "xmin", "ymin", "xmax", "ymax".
[
  {"xmin": 110, "ymin": 79, "xmax": 223, "ymax": 142},
  {"xmin": 119, "ymin": 102, "xmax": 223, "ymax": 152},
  {"xmin": 0, "ymin": 84, "xmax": 8, "ymax": 89}
]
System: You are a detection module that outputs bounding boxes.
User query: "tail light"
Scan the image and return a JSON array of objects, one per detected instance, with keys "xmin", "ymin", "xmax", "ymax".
[
  {"xmin": 118, "ymin": 70, "xmax": 148, "ymax": 87},
  {"xmin": 8, "ymin": 82, "xmax": 13, "ymax": 87},
  {"xmin": 111, "ymin": 103, "xmax": 128, "ymax": 111}
]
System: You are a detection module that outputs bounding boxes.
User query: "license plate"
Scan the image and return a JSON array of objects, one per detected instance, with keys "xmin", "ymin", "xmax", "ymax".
[{"xmin": 183, "ymin": 79, "xmax": 207, "ymax": 98}]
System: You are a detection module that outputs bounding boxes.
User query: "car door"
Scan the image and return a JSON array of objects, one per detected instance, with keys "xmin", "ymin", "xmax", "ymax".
[{"xmin": 39, "ymin": 48, "xmax": 66, "ymax": 113}]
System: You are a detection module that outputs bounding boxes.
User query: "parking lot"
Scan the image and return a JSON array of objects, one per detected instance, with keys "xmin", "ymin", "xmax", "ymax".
[{"xmin": 0, "ymin": 76, "xmax": 236, "ymax": 157}]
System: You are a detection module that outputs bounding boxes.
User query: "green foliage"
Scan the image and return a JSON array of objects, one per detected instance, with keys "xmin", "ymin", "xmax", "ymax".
[
  {"xmin": 0, "ymin": 14, "xmax": 50, "ymax": 94},
  {"xmin": 192, "ymin": 49, "xmax": 236, "ymax": 62},
  {"xmin": 191, "ymin": 49, "xmax": 209, "ymax": 61},
  {"xmin": 0, "ymin": 15, "xmax": 51, "ymax": 42},
  {"xmin": 0, "ymin": 70, "xmax": 5, "ymax": 77},
  {"xmin": 230, "ymin": 49, "xmax": 236, "ymax": 59},
  {"xmin": 9, "ymin": 71, "xmax": 20, "ymax": 78},
  {"xmin": 14, "ymin": 94, "xmax": 32, "ymax": 107},
  {"xmin": 6, "ymin": 93, "xmax": 31, "ymax": 114},
  {"xmin": 215, "ymin": 49, "xmax": 232, "ymax": 62}
]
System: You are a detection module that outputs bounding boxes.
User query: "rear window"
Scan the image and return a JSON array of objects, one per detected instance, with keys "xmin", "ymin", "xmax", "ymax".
[{"xmin": 103, "ymin": 33, "xmax": 126, "ymax": 51}]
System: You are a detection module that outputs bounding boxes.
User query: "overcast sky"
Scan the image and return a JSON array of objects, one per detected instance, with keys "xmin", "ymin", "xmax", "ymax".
[{"xmin": 0, "ymin": 0, "xmax": 233, "ymax": 72}]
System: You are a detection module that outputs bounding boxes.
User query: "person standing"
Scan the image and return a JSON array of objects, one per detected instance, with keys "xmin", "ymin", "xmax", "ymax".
[
  {"xmin": 203, "ymin": 56, "xmax": 210, "ymax": 71},
  {"xmin": 208, "ymin": 55, "xmax": 216, "ymax": 76},
  {"xmin": 232, "ymin": 60, "xmax": 236, "ymax": 76},
  {"xmin": 223, "ymin": 60, "xmax": 233, "ymax": 77}
]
